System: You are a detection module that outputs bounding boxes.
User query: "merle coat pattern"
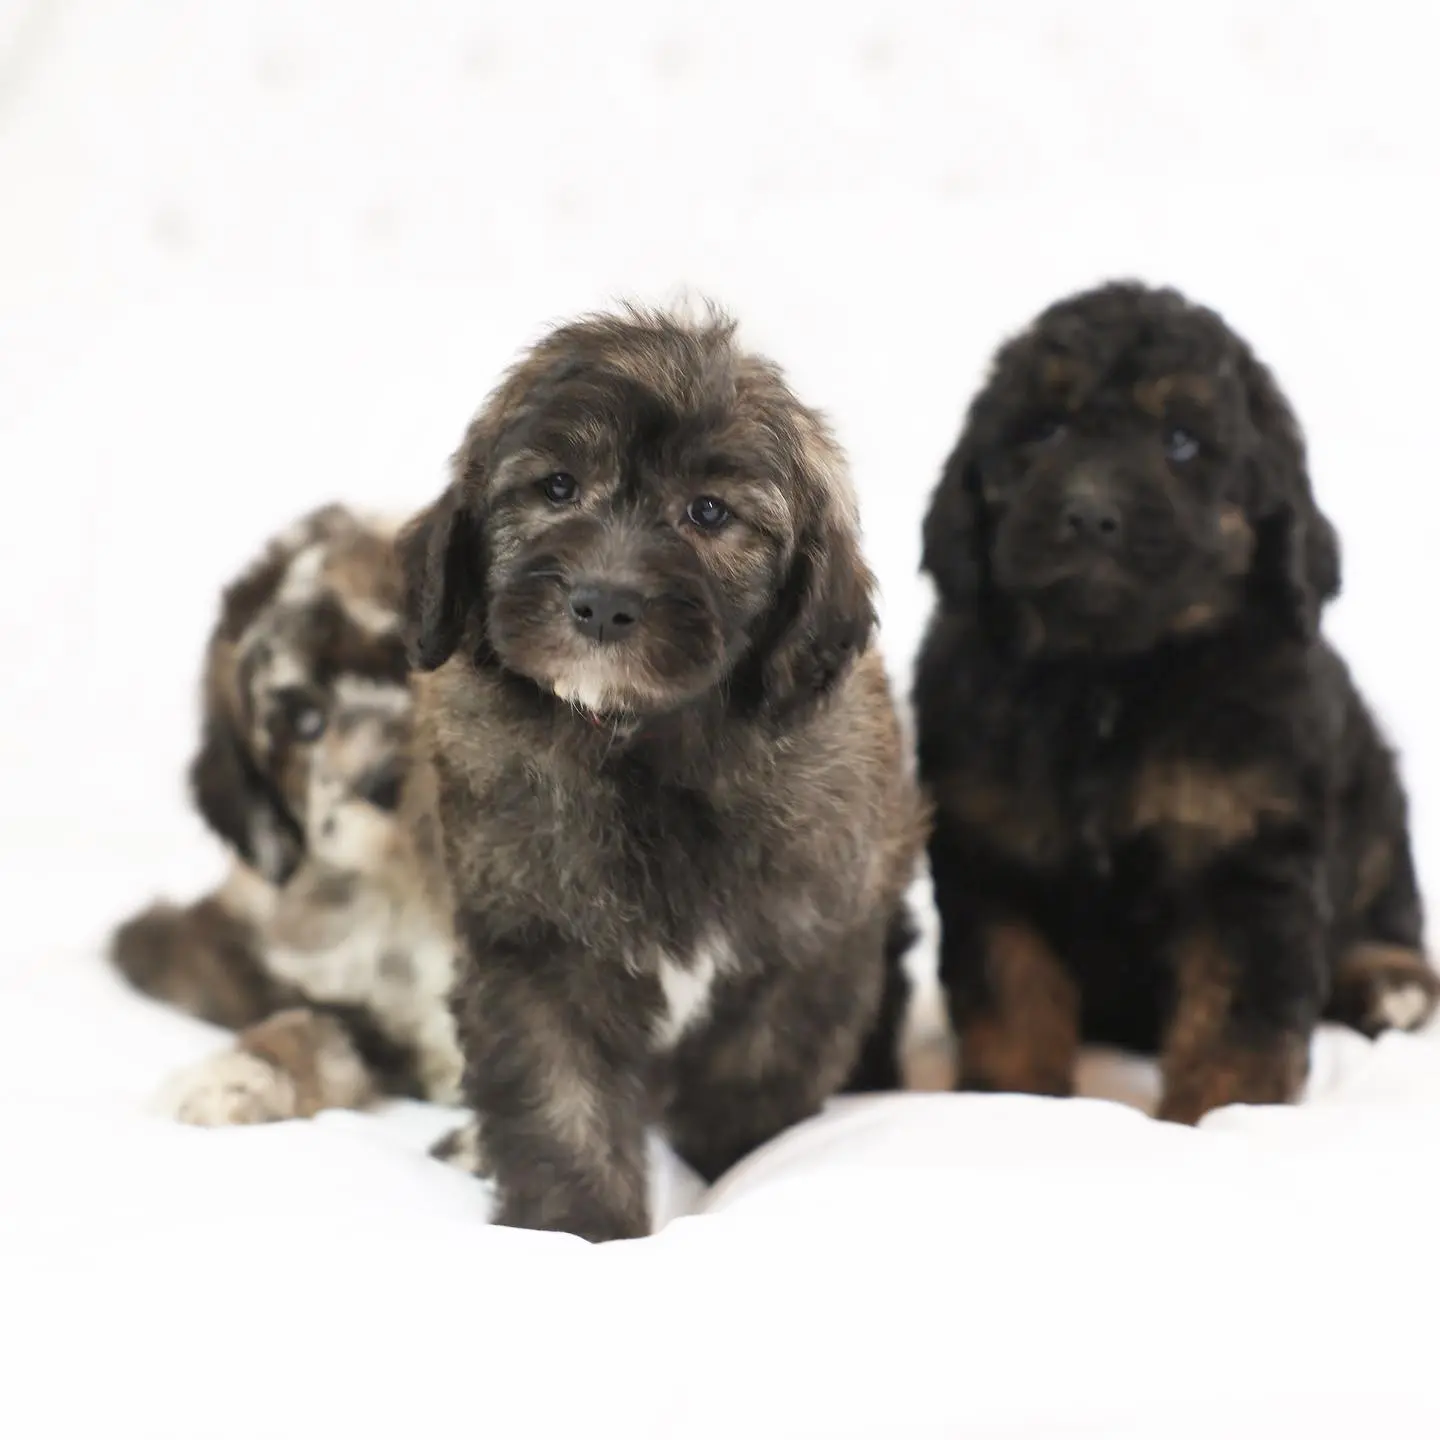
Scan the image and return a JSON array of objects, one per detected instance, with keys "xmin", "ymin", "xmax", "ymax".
[{"xmin": 110, "ymin": 505, "xmax": 462, "ymax": 1125}]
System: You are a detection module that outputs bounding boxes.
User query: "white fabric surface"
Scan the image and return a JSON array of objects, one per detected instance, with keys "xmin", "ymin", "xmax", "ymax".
[{"xmin": 4, "ymin": 951, "xmax": 1440, "ymax": 1439}]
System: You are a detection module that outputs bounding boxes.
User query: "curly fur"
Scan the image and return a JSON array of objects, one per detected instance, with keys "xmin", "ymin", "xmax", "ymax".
[
  {"xmin": 910, "ymin": 280, "xmax": 1437, "ymax": 1124},
  {"xmin": 398, "ymin": 302, "xmax": 927, "ymax": 1240}
]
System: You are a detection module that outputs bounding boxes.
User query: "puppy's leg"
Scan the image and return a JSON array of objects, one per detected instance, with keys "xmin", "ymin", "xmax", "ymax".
[
  {"xmin": 665, "ymin": 923, "xmax": 893, "ymax": 1184},
  {"xmin": 429, "ymin": 1117, "xmax": 488, "ymax": 1176},
  {"xmin": 952, "ymin": 917, "xmax": 1079, "ymax": 1097},
  {"xmin": 109, "ymin": 886, "xmax": 286, "ymax": 1031},
  {"xmin": 839, "ymin": 901, "xmax": 917, "ymax": 1094},
  {"xmin": 930, "ymin": 840, "xmax": 1079, "ymax": 1098},
  {"xmin": 1326, "ymin": 831, "xmax": 1438, "ymax": 1036},
  {"xmin": 159, "ymin": 1008, "xmax": 379, "ymax": 1126},
  {"xmin": 453, "ymin": 948, "xmax": 650, "ymax": 1242},
  {"xmin": 1158, "ymin": 854, "xmax": 1323, "ymax": 1124},
  {"xmin": 1329, "ymin": 943, "xmax": 1439, "ymax": 1036}
]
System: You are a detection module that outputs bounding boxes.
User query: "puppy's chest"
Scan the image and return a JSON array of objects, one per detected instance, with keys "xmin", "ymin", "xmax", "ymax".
[
  {"xmin": 942, "ymin": 691, "xmax": 1295, "ymax": 879},
  {"xmin": 648, "ymin": 932, "xmax": 736, "ymax": 1051},
  {"xmin": 485, "ymin": 758, "xmax": 735, "ymax": 905}
]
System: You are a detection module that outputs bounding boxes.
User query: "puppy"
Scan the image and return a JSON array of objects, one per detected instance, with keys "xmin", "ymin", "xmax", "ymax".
[
  {"xmin": 397, "ymin": 303, "xmax": 926, "ymax": 1240},
  {"xmin": 110, "ymin": 505, "xmax": 463, "ymax": 1124},
  {"xmin": 913, "ymin": 280, "xmax": 1437, "ymax": 1125}
]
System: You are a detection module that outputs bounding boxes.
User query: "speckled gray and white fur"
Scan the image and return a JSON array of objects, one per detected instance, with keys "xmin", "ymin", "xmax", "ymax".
[{"xmin": 111, "ymin": 504, "xmax": 466, "ymax": 1131}]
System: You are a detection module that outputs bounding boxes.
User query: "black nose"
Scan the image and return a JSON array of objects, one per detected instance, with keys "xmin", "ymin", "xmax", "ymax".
[
  {"xmin": 568, "ymin": 583, "xmax": 647, "ymax": 642},
  {"xmin": 1061, "ymin": 491, "xmax": 1122, "ymax": 546}
]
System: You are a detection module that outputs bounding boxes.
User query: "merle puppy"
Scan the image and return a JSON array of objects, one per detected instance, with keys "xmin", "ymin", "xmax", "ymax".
[
  {"xmin": 913, "ymin": 280, "xmax": 1436, "ymax": 1124},
  {"xmin": 397, "ymin": 304, "xmax": 926, "ymax": 1240},
  {"xmin": 110, "ymin": 505, "xmax": 462, "ymax": 1123}
]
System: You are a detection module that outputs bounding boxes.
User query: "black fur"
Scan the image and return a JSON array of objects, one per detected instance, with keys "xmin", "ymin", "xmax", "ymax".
[{"xmin": 912, "ymin": 280, "xmax": 1436, "ymax": 1123}]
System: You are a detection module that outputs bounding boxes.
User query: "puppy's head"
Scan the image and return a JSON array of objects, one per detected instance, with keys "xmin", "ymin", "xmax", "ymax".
[
  {"xmin": 922, "ymin": 281, "xmax": 1340, "ymax": 658},
  {"xmin": 189, "ymin": 505, "xmax": 413, "ymax": 884},
  {"xmin": 398, "ymin": 304, "xmax": 874, "ymax": 721}
]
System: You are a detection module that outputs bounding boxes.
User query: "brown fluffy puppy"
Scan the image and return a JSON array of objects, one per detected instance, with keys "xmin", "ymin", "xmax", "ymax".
[
  {"xmin": 110, "ymin": 505, "xmax": 462, "ymax": 1123},
  {"xmin": 398, "ymin": 304, "xmax": 926, "ymax": 1241},
  {"xmin": 913, "ymin": 280, "xmax": 1438, "ymax": 1124}
]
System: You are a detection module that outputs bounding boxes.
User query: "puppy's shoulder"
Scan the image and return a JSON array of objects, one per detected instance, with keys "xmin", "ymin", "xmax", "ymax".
[
  {"xmin": 799, "ymin": 646, "xmax": 928, "ymax": 841},
  {"xmin": 410, "ymin": 661, "xmax": 508, "ymax": 771},
  {"xmin": 801, "ymin": 646, "xmax": 906, "ymax": 773}
]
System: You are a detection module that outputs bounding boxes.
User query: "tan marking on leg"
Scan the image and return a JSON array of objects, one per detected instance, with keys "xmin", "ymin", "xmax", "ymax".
[
  {"xmin": 959, "ymin": 921, "xmax": 1079, "ymax": 1096},
  {"xmin": 1158, "ymin": 933, "xmax": 1308, "ymax": 1124}
]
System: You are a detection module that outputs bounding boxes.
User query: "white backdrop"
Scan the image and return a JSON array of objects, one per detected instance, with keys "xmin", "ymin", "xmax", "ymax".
[{"xmin": 3, "ymin": 0, "xmax": 1440, "ymax": 974}]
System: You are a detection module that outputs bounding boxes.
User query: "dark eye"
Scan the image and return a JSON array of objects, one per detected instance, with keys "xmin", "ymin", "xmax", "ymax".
[
  {"xmin": 1026, "ymin": 417, "xmax": 1068, "ymax": 447},
  {"xmin": 1165, "ymin": 428, "xmax": 1200, "ymax": 463},
  {"xmin": 686, "ymin": 496, "xmax": 730, "ymax": 531},
  {"xmin": 271, "ymin": 688, "xmax": 326, "ymax": 743},
  {"xmin": 540, "ymin": 472, "xmax": 578, "ymax": 504},
  {"xmin": 292, "ymin": 705, "xmax": 326, "ymax": 742}
]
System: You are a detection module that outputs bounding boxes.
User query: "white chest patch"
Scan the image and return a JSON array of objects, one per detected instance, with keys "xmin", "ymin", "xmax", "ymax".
[{"xmin": 654, "ymin": 935, "xmax": 734, "ymax": 1050}]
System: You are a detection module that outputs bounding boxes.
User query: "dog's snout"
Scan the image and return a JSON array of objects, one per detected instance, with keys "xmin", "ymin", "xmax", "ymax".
[
  {"xmin": 1061, "ymin": 486, "xmax": 1122, "ymax": 547},
  {"xmin": 568, "ymin": 582, "xmax": 647, "ymax": 643}
]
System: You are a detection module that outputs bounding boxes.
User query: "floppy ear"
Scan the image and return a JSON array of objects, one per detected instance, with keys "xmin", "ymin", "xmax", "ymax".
[
  {"xmin": 751, "ymin": 508, "xmax": 876, "ymax": 719},
  {"xmin": 395, "ymin": 480, "xmax": 487, "ymax": 672},
  {"xmin": 920, "ymin": 427, "xmax": 1022, "ymax": 654},
  {"xmin": 920, "ymin": 432, "xmax": 989, "ymax": 610},
  {"xmin": 187, "ymin": 704, "xmax": 304, "ymax": 885},
  {"xmin": 1239, "ymin": 350, "xmax": 1342, "ymax": 639}
]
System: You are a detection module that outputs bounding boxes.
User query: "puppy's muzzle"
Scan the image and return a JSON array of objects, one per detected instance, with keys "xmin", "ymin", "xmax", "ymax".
[
  {"xmin": 568, "ymin": 581, "xmax": 648, "ymax": 645},
  {"xmin": 1060, "ymin": 478, "xmax": 1122, "ymax": 549}
]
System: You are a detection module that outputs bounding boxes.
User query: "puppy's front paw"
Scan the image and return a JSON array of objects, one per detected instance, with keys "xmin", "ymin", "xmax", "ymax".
[
  {"xmin": 1330, "ymin": 943, "xmax": 1440, "ymax": 1038},
  {"xmin": 429, "ymin": 1118, "xmax": 487, "ymax": 1176},
  {"xmin": 1157, "ymin": 1034, "xmax": 1308, "ymax": 1125},
  {"xmin": 155, "ymin": 1051, "xmax": 300, "ymax": 1127}
]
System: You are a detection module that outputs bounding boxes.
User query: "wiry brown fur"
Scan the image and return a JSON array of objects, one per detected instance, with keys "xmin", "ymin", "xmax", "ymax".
[
  {"xmin": 911, "ymin": 280, "xmax": 1438, "ymax": 1124},
  {"xmin": 109, "ymin": 505, "xmax": 464, "ymax": 1125},
  {"xmin": 399, "ymin": 303, "xmax": 926, "ymax": 1241}
]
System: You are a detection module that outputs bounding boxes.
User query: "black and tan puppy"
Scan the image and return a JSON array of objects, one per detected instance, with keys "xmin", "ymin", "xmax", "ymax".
[
  {"xmin": 914, "ymin": 280, "xmax": 1437, "ymax": 1125},
  {"xmin": 110, "ymin": 505, "xmax": 462, "ymax": 1123},
  {"xmin": 397, "ymin": 303, "xmax": 926, "ymax": 1241}
]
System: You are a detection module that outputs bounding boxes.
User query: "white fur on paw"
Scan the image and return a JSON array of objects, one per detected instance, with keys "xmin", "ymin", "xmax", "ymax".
[
  {"xmin": 1375, "ymin": 983, "xmax": 1434, "ymax": 1033},
  {"xmin": 155, "ymin": 1052, "xmax": 300, "ymax": 1127}
]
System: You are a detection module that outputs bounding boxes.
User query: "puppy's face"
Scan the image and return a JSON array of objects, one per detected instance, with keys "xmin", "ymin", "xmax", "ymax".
[
  {"xmin": 190, "ymin": 507, "xmax": 413, "ymax": 884},
  {"xmin": 400, "ymin": 306, "xmax": 875, "ymax": 721},
  {"xmin": 482, "ymin": 374, "xmax": 798, "ymax": 715},
  {"xmin": 923, "ymin": 283, "xmax": 1340, "ymax": 658}
]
